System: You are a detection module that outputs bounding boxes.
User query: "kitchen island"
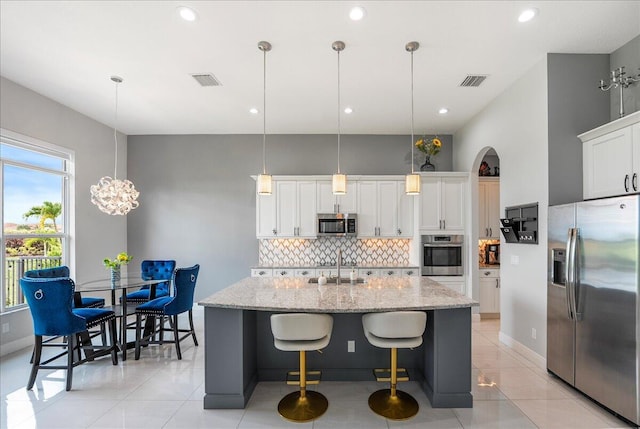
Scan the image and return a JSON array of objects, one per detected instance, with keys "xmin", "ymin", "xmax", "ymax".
[{"xmin": 198, "ymin": 276, "xmax": 478, "ymax": 409}]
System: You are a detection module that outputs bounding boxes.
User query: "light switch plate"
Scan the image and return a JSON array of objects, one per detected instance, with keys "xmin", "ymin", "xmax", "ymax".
[
  {"xmin": 510, "ymin": 255, "xmax": 519, "ymax": 265},
  {"xmin": 347, "ymin": 340, "xmax": 355, "ymax": 353}
]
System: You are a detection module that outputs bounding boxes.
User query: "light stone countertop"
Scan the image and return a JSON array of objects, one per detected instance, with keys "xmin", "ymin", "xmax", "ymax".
[{"xmin": 199, "ymin": 276, "xmax": 478, "ymax": 313}]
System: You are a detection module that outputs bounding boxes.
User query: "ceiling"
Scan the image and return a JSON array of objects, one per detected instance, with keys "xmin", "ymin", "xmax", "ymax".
[{"xmin": 1, "ymin": 1, "xmax": 638, "ymax": 136}]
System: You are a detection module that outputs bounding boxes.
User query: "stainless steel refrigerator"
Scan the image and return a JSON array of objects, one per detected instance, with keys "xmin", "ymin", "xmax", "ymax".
[{"xmin": 547, "ymin": 195, "xmax": 639, "ymax": 425}]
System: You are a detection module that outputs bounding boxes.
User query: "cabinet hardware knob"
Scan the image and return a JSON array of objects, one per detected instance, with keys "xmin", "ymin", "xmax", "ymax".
[
  {"xmin": 367, "ymin": 271, "xmax": 372, "ymax": 275},
  {"xmin": 407, "ymin": 271, "xmax": 413, "ymax": 275},
  {"xmin": 280, "ymin": 271, "xmax": 286, "ymax": 276},
  {"xmin": 387, "ymin": 271, "xmax": 393, "ymax": 275},
  {"xmin": 633, "ymin": 173, "xmax": 638, "ymax": 192},
  {"xmin": 625, "ymin": 174, "xmax": 630, "ymax": 192},
  {"xmin": 259, "ymin": 271, "xmax": 265, "ymax": 275},
  {"xmin": 272, "ymin": 229, "xmax": 277, "ymax": 235},
  {"xmin": 489, "ymin": 227, "xmax": 492, "ymax": 236},
  {"xmin": 443, "ymin": 220, "xmax": 446, "ymax": 229},
  {"xmin": 496, "ymin": 279, "xmax": 499, "ymax": 288},
  {"xmin": 485, "ymin": 271, "xmax": 490, "ymax": 275},
  {"xmin": 302, "ymin": 271, "xmax": 308, "ymax": 275},
  {"xmin": 397, "ymin": 228, "xmax": 401, "ymax": 235}
]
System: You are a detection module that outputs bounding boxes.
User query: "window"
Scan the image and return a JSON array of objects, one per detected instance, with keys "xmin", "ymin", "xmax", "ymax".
[{"xmin": 1, "ymin": 130, "xmax": 73, "ymax": 313}]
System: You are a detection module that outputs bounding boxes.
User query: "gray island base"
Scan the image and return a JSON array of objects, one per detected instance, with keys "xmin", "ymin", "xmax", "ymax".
[{"xmin": 198, "ymin": 276, "xmax": 478, "ymax": 410}]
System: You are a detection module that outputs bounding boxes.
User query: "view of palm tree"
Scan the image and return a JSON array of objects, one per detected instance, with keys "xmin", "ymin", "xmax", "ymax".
[{"xmin": 22, "ymin": 201, "xmax": 62, "ymax": 231}]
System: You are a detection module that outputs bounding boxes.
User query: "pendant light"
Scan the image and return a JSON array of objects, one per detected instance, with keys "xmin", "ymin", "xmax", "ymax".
[
  {"xmin": 257, "ymin": 41, "xmax": 273, "ymax": 195},
  {"xmin": 90, "ymin": 76, "xmax": 140, "ymax": 215},
  {"xmin": 332, "ymin": 41, "xmax": 347, "ymax": 195},
  {"xmin": 405, "ymin": 42, "xmax": 421, "ymax": 195}
]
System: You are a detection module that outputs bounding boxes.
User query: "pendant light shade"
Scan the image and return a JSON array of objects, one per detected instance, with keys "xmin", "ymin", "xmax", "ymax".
[
  {"xmin": 90, "ymin": 76, "xmax": 140, "ymax": 215},
  {"xmin": 257, "ymin": 41, "xmax": 272, "ymax": 196},
  {"xmin": 332, "ymin": 41, "xmax": 347, "ymax": 195},
  {"xmin": 405, "ymin": 42, "xmax": 421, "ymax": 195}
]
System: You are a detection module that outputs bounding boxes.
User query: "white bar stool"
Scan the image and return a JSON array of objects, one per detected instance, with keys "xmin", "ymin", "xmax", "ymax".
[
  {"xmin": 270, "ymin": 313, "xmax": 334, "ymax": 423},
  {"xmin": 362, "ymin": 311, "xmax": 427, "ymax": 420}
]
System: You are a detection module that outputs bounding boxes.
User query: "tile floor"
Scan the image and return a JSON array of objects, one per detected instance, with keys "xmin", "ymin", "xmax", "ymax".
[{"xmin": 0, "ymin": 308, "xmax": 635, "ymax": 428}]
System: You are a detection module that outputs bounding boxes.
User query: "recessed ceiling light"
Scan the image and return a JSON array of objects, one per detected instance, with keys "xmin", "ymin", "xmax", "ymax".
[
  {"xmin": 249, "ymin": 107, "xmax": 259, "ymax": 114},
  {"xmin": 438, "ymin": 107, "xmax": 449, "ymax": 114},
  {"xmin": 177, "ymin": 6, "xmax": 198, "ymax": 22},
  {"xmin": 344, "ymin": 107, "xmax": 353, "ymax": 114},
  {"xmin": 518, "ymin": 8, "xmax": 538, "ymax": 23},
  {"xmin": 349, "ymin": 6, "xmax": 366, "ymax": 21}
]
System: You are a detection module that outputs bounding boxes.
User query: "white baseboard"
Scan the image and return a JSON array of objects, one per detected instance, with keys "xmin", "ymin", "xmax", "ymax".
[
  {"xmin": 0, "ymin": 336, "xmax": 32, "ymax": 357},
  {"xmin": 499, "ymin": 330, "xmax": 546, "ymax": 369}
]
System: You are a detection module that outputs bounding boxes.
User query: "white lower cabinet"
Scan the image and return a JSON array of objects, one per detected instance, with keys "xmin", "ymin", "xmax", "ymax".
[
  {"xmin": 427, "ymin": 276, "xmax": 466, "ymax": 295},
  {"xmin": 479, "ymin": 269, "xmax": 500, "ymax": 316},
  {"xmin": 358, "ymin": 268, "xmax": 380, "ymax": 278},
  {"xmin": 294, "ymin": 268, "xmax": 316, "ymax": 278},
  {"xmin": 251, "ymin": 268, "xmax": 273, "ymax": 278}
]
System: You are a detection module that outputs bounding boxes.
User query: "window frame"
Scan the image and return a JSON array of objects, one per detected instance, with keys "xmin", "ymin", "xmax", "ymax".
[{"xmin": 1, "ymin": 128, "xmax": 75, "ymax": 313}]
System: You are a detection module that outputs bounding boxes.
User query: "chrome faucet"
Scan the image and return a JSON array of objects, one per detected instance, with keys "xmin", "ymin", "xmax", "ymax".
[{"xmin": 336, "ymin": 249, "xmax": 342, "ymax": 285}]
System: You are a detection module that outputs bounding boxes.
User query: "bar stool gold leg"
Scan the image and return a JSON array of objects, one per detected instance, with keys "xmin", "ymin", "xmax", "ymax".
[
  {"xmin": 368, "ymin": 348, "xmax": 419, "ymax": 420},
  {"xmin": 278, "ymin": 350, "xmax": 329, "ymax": 422}
]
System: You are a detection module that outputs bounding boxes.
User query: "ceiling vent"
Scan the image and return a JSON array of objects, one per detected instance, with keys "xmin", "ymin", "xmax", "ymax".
[
  {"xmin": 459, "ymin": 75, "xmax": 488, "ymax": 87},
  {"xmin": 191, "ymin": 73, "xmax": 222, "ymax": 87}
]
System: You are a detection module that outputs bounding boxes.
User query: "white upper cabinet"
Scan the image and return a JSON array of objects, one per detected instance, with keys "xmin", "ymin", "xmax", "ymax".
[
  {"xmin": 479, "ymin": 178, "xmax": 500, "ymax": 239},
  {"xmin": 276, "ymin": 180, "xmax": 317, "ymax": 238},
  {"xmin": 419, "ymin": 174, "xmax": 467, "ymax": 233},
  {"xmin": 256, "ymin": 191, "xmax": 277, "ymax": 238},
  {"xmin": 317, "ymin": 180, "xmax": 357, "ymax": 214},
  {"xmin": 357, "ymin": 180, "xmax": 411, "ymax": 238},
  {"xmin": 580, "ymin": 112, "xmax": 640, "ymax": 200}
]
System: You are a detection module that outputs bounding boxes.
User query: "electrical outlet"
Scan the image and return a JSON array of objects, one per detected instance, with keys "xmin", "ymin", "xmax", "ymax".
[
  {"xmin": 1, "ymin": 323, "xmax": 9, "ymax": 334},
  {"xmin": 531, "ymin": 328, "xmax": 536, "ymax": 340},
  {"xmin": 347, "ymin": 340, "xmax": 355, "ymax": 353}
]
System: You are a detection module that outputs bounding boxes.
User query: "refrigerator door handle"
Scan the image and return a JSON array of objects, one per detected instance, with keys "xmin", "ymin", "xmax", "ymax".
[
  {"xmin": 573, "ymin": 228, "xmax": 582, "ymax": 321},
  {"xmin": 568, "ymin": 228, "xmax": 579, "ymax": 320},
  {"xmin": 565, "ymin": 229, "xmax": 575, "ymax": 320}
]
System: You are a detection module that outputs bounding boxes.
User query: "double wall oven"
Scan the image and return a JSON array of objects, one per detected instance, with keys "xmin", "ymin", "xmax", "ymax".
[{"xmin": 421, "ymin": 234, "xmax": 464, "ymax": 276}]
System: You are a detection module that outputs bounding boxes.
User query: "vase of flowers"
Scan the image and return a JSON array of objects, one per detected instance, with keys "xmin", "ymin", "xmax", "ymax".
[
  {"xmin": 415, "ymin": 136, "xmax": 442, "ymax": 171},
  {"xmin": 103, "ymin": 252, "xmax": 133, "ymax": 285}
]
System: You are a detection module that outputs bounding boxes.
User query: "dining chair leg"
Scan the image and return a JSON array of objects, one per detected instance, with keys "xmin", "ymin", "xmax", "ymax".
[
  {"xmin": 66, "ymin": 334, "xmax": 76, "ymax": 391},
  {"xmin": 135, "ymin": 313, "xmax": 142, "ymax": 360},
  {"xmin": 173, "ymin": 315, "xmax": 182, "ymax": 360},
  {"xmin": 109, "ymin": 318, "xmax": 118, "ymax": 365},
  {"xmin": 27, "ymin": 335, "xmax": 42, "ymax": 390},
  {"xmin": 188, "ymin": 310, "xmax": 198, "ymax": 346}
]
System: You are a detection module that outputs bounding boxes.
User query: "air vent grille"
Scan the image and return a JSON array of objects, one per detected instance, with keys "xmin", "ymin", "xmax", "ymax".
[
  {"xmin": 459, "ymin": 75, "xmax": 488, "ymax": 87},
  {"xmin": 191, "ymin": 73, "xmax": 222, "ymax": 87}
]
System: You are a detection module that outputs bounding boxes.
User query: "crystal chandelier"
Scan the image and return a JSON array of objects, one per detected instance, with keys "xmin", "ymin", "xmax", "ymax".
[
  {"xmin": 256, "ymin": 41, "xmax": 273, "ymax": 195},
  {"xmin": 90, "ymin": 76, "xmax": 140, "ymax": 215},
  {"xmin": 405, "ymin": 42, "xmax": 421, "ymax": 195},
  {"xmin": 332, "ymin": 41, "xmax": 347, "ymax": 195}
]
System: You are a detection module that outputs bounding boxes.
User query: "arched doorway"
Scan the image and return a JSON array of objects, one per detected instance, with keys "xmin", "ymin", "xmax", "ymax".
[{"xmin": 470, "ymin": 147, "xmax": 501, "ymax": 318}]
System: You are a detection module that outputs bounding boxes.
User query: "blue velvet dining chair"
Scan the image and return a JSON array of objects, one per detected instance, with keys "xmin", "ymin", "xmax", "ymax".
[
  {"xmin": 20, "ymin": 277, "xmax": 118, "ymax": 391},
  {"xmin": 24, "ymin": 266, "xmax": 105, "ymax": 308},
  {"xmin": 134, "ymin": 264, "xmax": 200, "ymax": 360},
  {"xmin": 122, "ymin": 260, "xmax": 176, "ymax": 304}
]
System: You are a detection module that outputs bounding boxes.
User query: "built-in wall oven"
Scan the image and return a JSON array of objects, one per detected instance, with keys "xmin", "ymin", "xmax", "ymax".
[{"xmin": 421, "ymin": 234, "xmax": 464, "ymax": 276}]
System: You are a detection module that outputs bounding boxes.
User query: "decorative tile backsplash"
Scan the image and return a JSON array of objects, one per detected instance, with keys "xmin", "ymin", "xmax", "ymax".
[{"xmin": 259, "ymin": 237, "xmax": 410, "ymax": 267}]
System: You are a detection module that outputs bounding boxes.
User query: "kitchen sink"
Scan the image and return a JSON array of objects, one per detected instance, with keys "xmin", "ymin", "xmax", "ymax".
[{"xmin": 308, "ymin": 277, "xmax": 366, "ymax": 284}]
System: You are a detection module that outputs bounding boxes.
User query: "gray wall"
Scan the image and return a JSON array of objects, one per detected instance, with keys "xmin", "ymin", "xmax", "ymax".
[
  {"xmin": 126, "ymin": 134, "xmax": 453, "ymax": 301},
  {"xmin": 0, "ymin": 77, "xmax": 128, "ymax": 354},
  {"xmin": 547, "ymin": 54, "xmax": 611, "ymax": 205},
  {"xmin": 609, "ymin": 35, "xmax": 640, "ymax": 120}
]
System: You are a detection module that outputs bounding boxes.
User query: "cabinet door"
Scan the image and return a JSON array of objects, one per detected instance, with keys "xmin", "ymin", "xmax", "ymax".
[
  {"xmin": 478, "ymin": 182, "xmax": 489, "ymax": 238},
  {"xmin": 338, "ymin": 181, "xmax": 358, "ymax": 214},
  {"xmin": 256, "ymin": 193, "xmax": 277, "ymax": 238},
  {"xmin": 357, "ymin": 181, "xmax": 378, "ymax": 237},
  {"xmin": 377, "ymin": 181, "xmax": 398, "ymax": 237},
  {"xmin": 276, "ymin": 181, "xmax": 297, "ymax": 237},
  {"xmin": 486, "ymin": 181, "xmax": 500, "ymax": 238},
  {"xmin": 441, "ymin": 176, "xmax": 465, "ymax": 231},
  {"xmin": 316, "ymin": 181, "xmax": 336, "ymax": 214},
  {"xmin": 479, "ymin": 271, "xmax": 500, "ymax": 313},
  {"xmin": 419, "ymin": 176, "xmax": 442, "ymax": 231},
  {"xmin": 297, "ymin": 181, "xmax": 317, "ymax": 237},
  {"xmin": 583, "ymin": 127, "xmax": 633, "ymax": 199},
  {"xmin": 397, "ymin": 181, "xmax": 414, "ymax": 238}
]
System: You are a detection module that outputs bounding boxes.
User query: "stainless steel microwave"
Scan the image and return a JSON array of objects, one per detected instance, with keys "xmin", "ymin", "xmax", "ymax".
[{"xmin": 317, "ymin": 213, "xmax": 357, "ymax": 237}]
